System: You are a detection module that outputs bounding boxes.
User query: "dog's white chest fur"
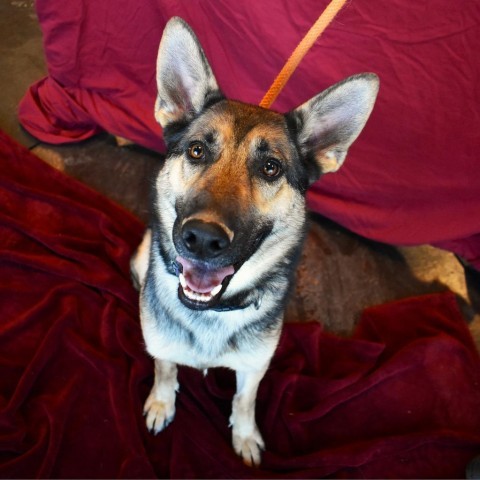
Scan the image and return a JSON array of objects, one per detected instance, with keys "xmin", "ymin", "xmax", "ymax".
[{"xmin": 140, "ymin": 272, "xmax": 280, "ymax": 371}]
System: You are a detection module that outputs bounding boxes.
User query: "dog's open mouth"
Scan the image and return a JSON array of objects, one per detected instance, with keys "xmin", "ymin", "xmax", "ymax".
[{"xmin": 176, "ymin": 256, "xmax": 234, "ymax": 309}]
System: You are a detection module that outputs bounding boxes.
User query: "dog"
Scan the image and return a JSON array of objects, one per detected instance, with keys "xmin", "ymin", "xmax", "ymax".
[{"xmin": 131, "ymin": 16, "xmax": 379, "ymax": 467}]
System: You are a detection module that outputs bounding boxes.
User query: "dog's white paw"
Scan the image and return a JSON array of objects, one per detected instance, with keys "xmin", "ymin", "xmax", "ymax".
[
  {"xmin": 232, "ymin": 426, "xmax": 265, "ymax": 467},
  {"xmin": 143, "ymin": 393, "xmax": 175, "ymax": 434}
]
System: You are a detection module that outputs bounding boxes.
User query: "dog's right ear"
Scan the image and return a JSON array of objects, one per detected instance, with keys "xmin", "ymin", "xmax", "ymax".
[
  {"xmin": 155, "ymin": 17, "xmax": 222, "ymax": 128},
  {"xmin": 285, "ymin": 74, "xmax": 379, "ymax": 183}
]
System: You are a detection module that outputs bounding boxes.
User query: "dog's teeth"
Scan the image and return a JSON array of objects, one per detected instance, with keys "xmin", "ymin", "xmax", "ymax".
[
  {"xmin": 211, "ymin": 284, "xmax": 222, "ymax": 296},
  {"xmin": 179, "ymin": 273, "xmax": 187, "ymax": 289},
  {"xmin": 183, "ymin": 288, "xmax": 212, "ymax": 303}
]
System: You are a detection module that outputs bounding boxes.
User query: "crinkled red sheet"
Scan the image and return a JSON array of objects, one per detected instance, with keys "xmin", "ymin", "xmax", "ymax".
[
  {"xmin": 1, "ymin": 129, "xmax": 480, "ymax": 477},
  {"xmin": 18, "ymin": 0, "xmax": 480, "ymax": 268}
]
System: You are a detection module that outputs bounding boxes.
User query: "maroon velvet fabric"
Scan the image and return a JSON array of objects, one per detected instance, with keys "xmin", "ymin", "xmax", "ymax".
[
  {"xmin": 1, "ymin": 129, "xmax": 480, "ymax": 477},
  {"xmin": 18, "ymin": 0, "xmax": 480, "ymax": 269}
]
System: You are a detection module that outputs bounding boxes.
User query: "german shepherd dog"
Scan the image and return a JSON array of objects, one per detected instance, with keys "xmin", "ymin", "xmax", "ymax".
[{"xmin": 131, "ymin": 17, "xmax": 379, "ymax": 466}]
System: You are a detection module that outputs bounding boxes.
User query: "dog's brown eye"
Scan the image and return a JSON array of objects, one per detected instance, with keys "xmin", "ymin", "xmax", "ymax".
[
  {"xmin": 188, "ymin": 142, "xmax": 205, "ymax": 160},
  {"xmin": 262, "ymin": 158, "xmax": 282, "ymax": 178}
]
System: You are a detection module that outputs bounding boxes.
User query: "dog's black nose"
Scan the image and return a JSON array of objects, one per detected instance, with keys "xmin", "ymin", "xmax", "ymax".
[{"xmin": 181, "ymin": 219, "xmax": 231, "ymax": 259}]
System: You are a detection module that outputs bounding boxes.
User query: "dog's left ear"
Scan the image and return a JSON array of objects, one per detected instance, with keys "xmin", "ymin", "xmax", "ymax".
[
  {"xmin": 286, "ymin": 73, "xmax": 379, "ymax": 182},
  {"xmin": 155, "ymin": 17, "xmax": 221, "ymax": 128}
]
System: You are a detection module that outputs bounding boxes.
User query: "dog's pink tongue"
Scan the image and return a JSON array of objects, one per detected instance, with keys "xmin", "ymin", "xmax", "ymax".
[{"xmin": 177, "ymin": 257, "xmax": 234, "ymax": 294}]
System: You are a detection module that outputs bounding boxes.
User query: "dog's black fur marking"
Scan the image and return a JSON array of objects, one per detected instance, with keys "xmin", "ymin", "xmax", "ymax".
[
  {"xmin": 162, "ymin": 90, "xmax": 225, "ymax": 151},
  {"xmin": 284, "ymin": 109, "xmax": 323, "ymax": 185}
]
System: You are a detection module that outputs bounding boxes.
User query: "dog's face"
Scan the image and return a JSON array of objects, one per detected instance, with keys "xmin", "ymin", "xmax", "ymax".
[{"xmin": 152, "ymin": 18, "xmax": 379, "ymax": 311}]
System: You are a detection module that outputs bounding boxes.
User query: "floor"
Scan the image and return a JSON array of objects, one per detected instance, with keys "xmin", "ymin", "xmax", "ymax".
[{"xmin": 1, "ymin": 1, "xmax": 479, "ymax": 340}]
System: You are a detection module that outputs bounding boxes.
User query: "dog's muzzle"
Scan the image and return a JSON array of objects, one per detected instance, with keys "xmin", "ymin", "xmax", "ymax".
[{"xmin": 176, "ymin": 219, "xmax": 235, "ymax": 309}]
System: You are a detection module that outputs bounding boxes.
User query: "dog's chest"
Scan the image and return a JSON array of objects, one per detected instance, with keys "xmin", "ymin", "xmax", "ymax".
[
  {"xmin": 140, "ymin": 289, "xmax": 276, "ymax": 371},
  {"xmin": 141, "ymin": 313, "xmax": 265, "ymax": 371}
]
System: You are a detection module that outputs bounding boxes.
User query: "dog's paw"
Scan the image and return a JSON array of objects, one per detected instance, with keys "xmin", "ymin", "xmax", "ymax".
[
  {"xmin": 143, "ymin": 393, "xmax": 175, "ymax": 434},
  {"xmin": 232, "ymin": 427, "xmax": 265, "ymax": 467}
]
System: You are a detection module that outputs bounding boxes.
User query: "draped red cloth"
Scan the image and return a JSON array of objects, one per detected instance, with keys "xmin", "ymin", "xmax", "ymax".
[
  {"xmin": 1, "ymin": 129, "xmax": 480, "ymax": 477},
  {"xmin": 18, "ymin": 0, "xmax": 480, "ymax": 269}
]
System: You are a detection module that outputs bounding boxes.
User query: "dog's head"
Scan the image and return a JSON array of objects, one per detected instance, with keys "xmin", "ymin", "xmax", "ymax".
[{"xmin": 152, "ymin": 17, "xmax": 379, "ymax": 311}]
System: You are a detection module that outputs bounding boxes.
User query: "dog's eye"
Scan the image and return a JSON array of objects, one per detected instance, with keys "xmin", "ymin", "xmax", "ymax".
[
  {"xmin": 188, "ymin": 142, "xmax": 205, "ymax": 160},
  {"xmin": 262, "ymin": 158, "xmax": 282, "ymax": 178}
]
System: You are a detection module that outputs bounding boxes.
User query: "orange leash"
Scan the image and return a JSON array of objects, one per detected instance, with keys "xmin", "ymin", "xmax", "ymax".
[{"xmin": 259, "ymin": 0, "xmax": 349, "ymax": 109}]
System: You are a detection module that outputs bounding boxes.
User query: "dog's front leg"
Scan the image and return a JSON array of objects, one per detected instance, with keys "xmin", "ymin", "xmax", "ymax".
[
  {"xmin": 230, "ymin": 367, "xmax": 268, "ymax": 467},
  {"xmin": 144, "ymin": 358, "xmax": 178, "ymax": 434},
  {"xmin": 130, "ymin": 227, "xmax": 151, "ymax": 290}
]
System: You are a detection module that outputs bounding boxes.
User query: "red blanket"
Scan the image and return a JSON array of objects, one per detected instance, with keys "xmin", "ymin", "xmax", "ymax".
[
  {"xmin": 1, "ymin": 129, "xmax": 480, "ymax": 477},
  {"xmin": 18, "ymin": 0, "xmax": 480, "ymax": 269}
]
